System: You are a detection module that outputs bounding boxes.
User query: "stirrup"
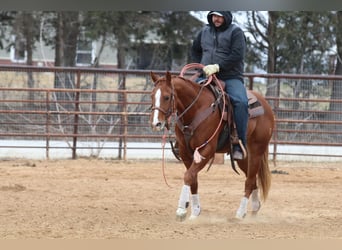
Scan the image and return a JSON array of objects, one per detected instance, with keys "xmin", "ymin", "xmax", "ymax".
[
  {"xmin": 233, "ymin": 140, "xmax": 247, "ymax": 160},
  {"xmin": 171, "ymin": 141, "xmax": 181, "ymax": 161},
  {"xmin": 238, "ymin": 140, "xmax": 247, "ymax": 158},
  {"xmin": 233, "ymin": 150, "xmax": 243, "ymax": 160}
]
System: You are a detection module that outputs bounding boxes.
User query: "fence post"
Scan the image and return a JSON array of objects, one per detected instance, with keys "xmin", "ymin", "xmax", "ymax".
[
  {"xmin": 46, "ymin": 90, "xmax": 50, "ymax": 160},
  {"xmin": 247, "ymin": 76, "xmax": 254, "ymax": 90},
  {"xmin": 72, "ymin": 70, "xmax": 81, "ymax": 159},
  {"xmin": 272, "ymin": 78, "xmax": 281, "ymax": 164},
  {"xmin": 123, "ymin": 91, "xmax": 128, "ymax": 160},
  {"xmin": 118, "ymin": 73, "xmax": 126, "ymax": 159}
]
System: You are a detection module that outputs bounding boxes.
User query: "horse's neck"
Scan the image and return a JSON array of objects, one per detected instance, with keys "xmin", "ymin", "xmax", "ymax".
[
  {"xmin": 173, "ymin": 78, "xmax": 207, "ymax": 118},
  {"xmin": 174, "ymin": 79, "xmax": 197, "ymax": 104}
]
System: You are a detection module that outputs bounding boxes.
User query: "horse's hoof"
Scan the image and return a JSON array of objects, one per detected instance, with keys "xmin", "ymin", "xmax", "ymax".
[
  {"xmin": 251, "ymin": 201, "xmax": 261, "ymax": 212},
  {"xmin": 176, "ymin": 207, "xmax": 187, "ymax": 221},
  {"xmin": 235, "ymin": 211, "xmax": 246, "ymax": 219},
  {"xmin": 189, "ymin": 214, "xmax": 199, "ymax": 220},
  {"xmin": 176, "ymin": 213, "xmax": 187, "ymax": 221},
  {"xmin": 189, "ymin": 207, "xmax": 201, "ymax": 220},
  {"xmin": 235, "ymin": 197, "xmax": 248, "ymax": 219}
]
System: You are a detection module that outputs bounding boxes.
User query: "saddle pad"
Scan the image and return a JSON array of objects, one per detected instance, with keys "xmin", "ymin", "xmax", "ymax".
[{"xmin": 247, "ymin": 91, "xmax": 264, "ymax": 118}]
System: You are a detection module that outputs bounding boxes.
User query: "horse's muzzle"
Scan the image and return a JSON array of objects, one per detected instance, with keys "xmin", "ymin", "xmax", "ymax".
[{"xmin": 151, "ymin": 121, "xmax": 165, "ymax": 132}]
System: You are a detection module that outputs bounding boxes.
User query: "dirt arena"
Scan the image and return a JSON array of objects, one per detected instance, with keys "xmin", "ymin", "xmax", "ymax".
[{"xmin": 0, "ymin": 158, "xmax": 341, "ymax": 239}]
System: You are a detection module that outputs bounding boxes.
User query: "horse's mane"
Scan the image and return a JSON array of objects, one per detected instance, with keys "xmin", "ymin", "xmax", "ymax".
[{"xmin": 171, "ymin": 75, "xmax": 200, "ymax": 89}]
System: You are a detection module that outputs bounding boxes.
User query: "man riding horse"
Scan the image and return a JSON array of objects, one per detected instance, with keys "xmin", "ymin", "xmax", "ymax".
[{"xmin": 191, "ymin": 11, "xmax": 248, "ymax": 160}]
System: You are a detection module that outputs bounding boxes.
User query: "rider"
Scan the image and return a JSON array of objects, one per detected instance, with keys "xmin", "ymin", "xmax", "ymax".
[{"xmin": 191, "ymin": 11, "xmax": 248, "ymax": 160}]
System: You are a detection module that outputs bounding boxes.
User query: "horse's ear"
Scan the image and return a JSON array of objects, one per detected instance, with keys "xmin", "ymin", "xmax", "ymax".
[
  {"xmin": 150, "ymin": 71, "xmax": 159, "ymax": 85},
  {"xmin": 166, "ymin": 71, "xmax": 172, "ymax": 84}
]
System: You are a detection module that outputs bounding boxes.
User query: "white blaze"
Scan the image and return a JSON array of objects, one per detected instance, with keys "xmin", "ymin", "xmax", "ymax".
[{"xmin": 152, "ymin": 88, "xmax": 161, "ymax": 126}]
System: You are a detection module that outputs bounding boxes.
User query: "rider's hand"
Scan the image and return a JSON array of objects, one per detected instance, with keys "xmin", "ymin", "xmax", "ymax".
[{"xmin": 203, "ymin": 64, "xmax": 219, "ymax": 77}]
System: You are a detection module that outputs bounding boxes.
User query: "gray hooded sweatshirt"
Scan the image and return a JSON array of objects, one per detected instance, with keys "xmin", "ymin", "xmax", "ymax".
[{"xmin": 191, "ymin": 11, "xmax": 246, "ymax": 81}]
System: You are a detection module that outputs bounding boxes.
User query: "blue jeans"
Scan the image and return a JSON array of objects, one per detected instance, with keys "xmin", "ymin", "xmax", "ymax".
[{"xmin": 224, "ymin": 78, "xmax": 248, "ymax": 147}]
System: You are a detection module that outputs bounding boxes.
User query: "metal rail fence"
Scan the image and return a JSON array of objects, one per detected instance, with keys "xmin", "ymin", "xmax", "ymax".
[{"xmin": 1, "ymin": 65, "xmax": 342, "ymax": 161}]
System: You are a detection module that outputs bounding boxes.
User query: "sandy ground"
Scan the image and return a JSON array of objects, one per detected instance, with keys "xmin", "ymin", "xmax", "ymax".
[{"xmin": 0, "ymin": 158, "xmax": 341, "ymax": 239}]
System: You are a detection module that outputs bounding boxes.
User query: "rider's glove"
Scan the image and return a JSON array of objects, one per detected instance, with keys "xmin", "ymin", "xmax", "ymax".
[{"xmin": 203, "ymin": 64, "xmax": 219, "ymax": 77}]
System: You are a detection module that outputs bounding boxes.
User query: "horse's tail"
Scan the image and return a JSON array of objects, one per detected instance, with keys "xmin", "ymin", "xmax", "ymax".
[{"xmin": 258, "ymin": 146, "xmax": 271, "ymax": 202}]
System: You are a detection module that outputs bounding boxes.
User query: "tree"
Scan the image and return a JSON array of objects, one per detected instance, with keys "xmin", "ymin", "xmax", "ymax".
[
  {"xmin": 53, "ymin": 11, "xmax": 81, "ymax": 103},
  {"xmin": 245, "ymin": 11, "xmax": 280, "ymax": 97},
  {"xmin": 276, "ymin": 12, "xmax": 335, "ymax": 75},
  {"xmin": 154, "ymin": 11, "xmax": 203, "ymax": 70},
  {"xmin": 328, "ymin": 11, "xmax": 342, "ymax": 121},
  {"xmin": 54, "ymin": 11, "xmax": 80, "ymax": 68},
  {"xmin": 8, "ymin": 11, "xmax": 41, "ymax": 102},
  {"xmin": 246, "ymin": 11, "xmax": 335, "ymax": 75},
  {"xmin": 334, "ymin": 11, "xmax": 342, "ymax": 76},
  {"xmin": 245, "ymin": 11, "xmax": 336, "ymax": 99}
]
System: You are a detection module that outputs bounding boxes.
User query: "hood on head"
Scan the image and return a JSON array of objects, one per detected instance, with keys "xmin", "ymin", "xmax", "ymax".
[{"xmin": 207, "ymin": 11, "xmax": 232, "ymax": 29}]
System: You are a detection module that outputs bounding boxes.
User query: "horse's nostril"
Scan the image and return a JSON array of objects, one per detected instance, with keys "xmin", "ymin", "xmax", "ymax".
[{"xmin": 156, "ymin": 122, "xmax": 162, "ymax": 127}]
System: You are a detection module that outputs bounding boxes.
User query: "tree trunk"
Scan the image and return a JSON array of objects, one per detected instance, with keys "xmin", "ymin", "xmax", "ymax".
[
  {"xmin": 334, "ymin": 11, "xmax": 342, "ymax": 76},
  {"xmin": 328, "ymin": 11, "xmax": 342, "ymax": 130},
  {"xmin": 54, "ymin": 11, "xmax": 80, "ymax": 103},
  {"xmin": 265, "ymin": 11, "xmax": 279, "ymax": 98},
  {"xmin": 22, "ymin": 12, "xmax": 35, "ymax": 102}
]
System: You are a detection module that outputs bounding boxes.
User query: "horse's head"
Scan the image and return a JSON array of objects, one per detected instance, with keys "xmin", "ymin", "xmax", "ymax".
[{"xmin": 150, "ymin": 71, "xmax": 174, "ymax": 131}]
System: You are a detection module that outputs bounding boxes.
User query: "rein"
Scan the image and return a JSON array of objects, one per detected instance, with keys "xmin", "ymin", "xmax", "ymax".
[
  {"xmin": 175, "ymin": 80, "xmax": 207, "ymax": 121},
  {"xmin": 178, "ymin": 63, "xmax": 226, "ymax": 164},
  {"xmin": 177, "ymin": 63, "xmax": 212, "ymax": 121},
  {"xmin": 193, "ymin": 73, "xmax": 226, "ymax": 163},
  {"xmin": 161, "ymin": 127, "xmax": 172, "ymax": 188}
]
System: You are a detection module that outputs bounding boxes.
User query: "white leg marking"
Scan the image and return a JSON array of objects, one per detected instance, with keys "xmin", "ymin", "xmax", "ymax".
[
  {"xmin": 189, "ymin": 194, "xmax": 201, "ymax": 220},
  {"xmin": 176, "ymin": 185, "xmax": 190, "ymax": 220},
  {"xmin": 236, "ymin": 197, "xmax": 249, "ymax": 219},
  {"xmin": 177, "ymin": 185, "xmax": 190, "ymax": 208},
  {"xmin": 152, "ymin": 89, "xmax": 161, "ymax": 126}
]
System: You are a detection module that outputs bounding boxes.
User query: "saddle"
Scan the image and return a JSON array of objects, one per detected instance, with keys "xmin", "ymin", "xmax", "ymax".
[
  {"xmin": 208, "ymin": 78, "xmax": 264, "ymax": 120},
  {"xmin": 173, "ymin": 76, "xmax": 265, "ymax": 159},
  {"xmin": 180, "ymin": 63, "xmax": 264, "ymax": 119},
  {"xmin": 207, "ymin": 78, "xmax": 265, "ymax": 152},
  {"xmin": 172, "ymin": 64, "xmax": 264, "ymax": 162}
]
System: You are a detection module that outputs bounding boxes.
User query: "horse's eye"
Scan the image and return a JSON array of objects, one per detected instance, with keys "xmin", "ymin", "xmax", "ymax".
[{"xmin": 164, "ymin": 96, "xmax": 170, "ymax": 101}]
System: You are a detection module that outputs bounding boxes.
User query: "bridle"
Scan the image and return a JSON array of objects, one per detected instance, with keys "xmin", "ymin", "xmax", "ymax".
[
  {"xmin": 151, "ymin": 81, "xmax": 176, "ymax": 129},
  {"xmin": 151, "ymin": 63, "xmax": 211, "ymax": 124},
  {"xmin": 150, "ymin": 64, "xmax": 226, "ymax": 166}
]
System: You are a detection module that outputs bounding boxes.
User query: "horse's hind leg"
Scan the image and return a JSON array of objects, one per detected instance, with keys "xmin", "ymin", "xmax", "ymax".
[
  {"xmin": 235, "ymin": 156, "xmax": 261, "ymax": 219},
  {"xmin": 250, "ymin": 188, "xmax": 261, "ymax": 214},
  {"xmin": 235, "ymin": 158, "xmax": 250, "ymax": 219},
  {"xmin": 190, "ymin": 192, "xmax": 201, "ymax": 219}
]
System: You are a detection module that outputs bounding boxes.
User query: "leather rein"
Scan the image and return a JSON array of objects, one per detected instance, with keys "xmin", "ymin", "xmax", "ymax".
[{"xmin": 175, "ymin": 63, "xmax": 226, "ymax": 159}]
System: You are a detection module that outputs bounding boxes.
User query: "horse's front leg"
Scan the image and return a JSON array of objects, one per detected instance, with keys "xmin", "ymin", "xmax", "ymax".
[
  {"xmin": 176, "ymin": 161, "xmax": 204, "ymax": 221},
  {"xmin": 176, "ymin": 184, "xmax": 191, "ymax": 221},
  {"xmin": 176, "ymin": 187, "xmax": 201, "ymax": 221},
  {"xmin": 188, "ymin": 176, "xmax": 201, "ymax": 220}
]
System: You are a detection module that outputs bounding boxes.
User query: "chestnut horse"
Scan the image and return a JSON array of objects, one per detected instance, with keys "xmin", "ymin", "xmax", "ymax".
[{"xmin": 150, "ymin": 69, "xmax": 274, "ymax": 220}]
